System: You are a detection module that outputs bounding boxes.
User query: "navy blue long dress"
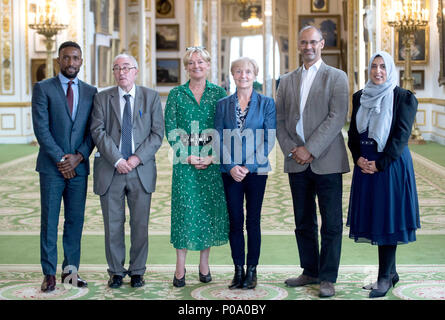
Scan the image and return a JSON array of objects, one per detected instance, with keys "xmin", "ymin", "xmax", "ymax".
[{"xmin": 347, "ymin": 86, "xmax": 421, "ymax": 245}]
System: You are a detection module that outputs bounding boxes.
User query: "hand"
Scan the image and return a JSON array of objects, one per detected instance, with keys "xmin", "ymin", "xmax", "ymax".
[
  {"xmin": 357, "ymin": 157, "xmax": 378, "ymax": 174},
  {"xmin": 61, "ymin": 169, "xmax": 76, "ymax": 179},
  {"xmin": 187, "ymin": 155, "xmax": 208, "ymax": 170},
  {"xmin": 127, "ymin": 155, "xmax": 141, "ymax": 169},
  {"xmin": 57, "ymin": 153, "xmax": 82, "ymax": 179},
  {"xmin": 116, "ymin": 159, "xmax": 133, "ymax": 174},
  {"xmin": 194, "ymin": 156, "xmax": 213, "ymax": 170},
  {"xmin": 290, "ymin": 147, "xmax": 313, "ymax": 165},
  {"xmin": 229, "ymin": 165, "xmax": 249, "ymax": 182}
]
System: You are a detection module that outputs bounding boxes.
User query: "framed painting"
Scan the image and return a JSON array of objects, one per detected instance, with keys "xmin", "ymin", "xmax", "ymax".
[
  {"xmin": 299, "ymin": 15, "xmax": 341, "ymax": 49},
  {"xmin": 438, "ymin": 0, "xmax": 445, "ymax": 86},
  {"xmin": 31, "ymin": 59, "xmax": 59, "ymax": 86},
  {"xmin": 156, "ymin": 0, "xmax": 175, "ymax": 19},
  {"xmin": 395, "ymin": 26, "xmax": 429, "ymax": 65},
  {"xmin": 156, "ymin": 24, "xmax": 180, "ymax": 51},
  {"xmin": 311, "ymin": 0, "xmax": 329, "ymax": 13},
  {"xmin": 322, "ymin": 53, "xmax": 340, "ymax": 69},
  {"xmin": 400, "ymin": 70, "xmax": 425, "ymax": 91},
  {"xmin": 98, "ymin": 45, "xmax": 112, "ymax": 87},
  {"xmin": 96, "ymin": 0, "xmax": 114, "ymax": 35},
  {"xmin": 156, "ymin": 58, "xmax": 181, "ymax": 86}
]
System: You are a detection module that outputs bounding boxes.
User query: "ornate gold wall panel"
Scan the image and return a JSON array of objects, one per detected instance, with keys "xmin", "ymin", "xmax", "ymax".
[
  {"xmin": 380, "ymin": 0, "xmax": 392, "ymax": 54},
  {"xmin": 0, "ymin": 0, "xmax": 14, "ymax": 95}
]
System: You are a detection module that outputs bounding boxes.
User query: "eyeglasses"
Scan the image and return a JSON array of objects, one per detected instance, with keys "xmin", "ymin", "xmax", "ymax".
[
  {"xmin": 112, "ymin": 66, "xmax": 137, "ymax": 73},
  {"xmin": 299, "ymin": 39, "xmax": 323, "ymax": 47},
  {"xmin": 186, "ymin": 46, "xmax": 206, "ymax": 51}
]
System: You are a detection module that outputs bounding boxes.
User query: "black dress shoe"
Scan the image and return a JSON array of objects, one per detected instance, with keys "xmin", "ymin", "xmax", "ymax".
[
  {"xmin": 228, "ymin": 265, "xmax": 245, "ymax": 289},
  {"xmin": 130, "ymin": 275, "xmax": 145, "ymax": 288},
  {"xmin": 241, "ymin": 265, "xmax": 257, "ymax": 290},
  {"xmin": 108, "ymin": 275, "xmax": 123, "ymax": 289},
  {"xmin": 61, "ymin": 273, "xmax": 88, "ymax": 288},
  {"xmin": 173, "ymin": 269, "xmax": 186, "ymax": 287},
  {"xmin": 363, "ymin": 272, "xmax": 399, "ymax": 290},
  {"xmin": 41, "ymin": 275, "xmax": 56, "ymax": 292},
  {"xmin": 369, "ymin": 277, "xmax": 392, "ymax": 298}
]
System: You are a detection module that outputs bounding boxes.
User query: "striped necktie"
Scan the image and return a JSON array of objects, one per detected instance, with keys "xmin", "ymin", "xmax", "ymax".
[{"xmin": 121, "ymin": 94, "xmax": 132, "ymax": 160}]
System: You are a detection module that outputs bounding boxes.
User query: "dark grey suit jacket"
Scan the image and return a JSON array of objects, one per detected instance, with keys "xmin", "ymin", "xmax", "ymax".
[
  {"xmin": 32, "ymin": 76, "xmax": 97, "ymax": 176},
  {"xmin": 276, "ymin": 62, "xmax": 350, "ymax": 175},
  {"xmin": 90, "ymin": 86, "xmax": 164, "ymax": 196}
]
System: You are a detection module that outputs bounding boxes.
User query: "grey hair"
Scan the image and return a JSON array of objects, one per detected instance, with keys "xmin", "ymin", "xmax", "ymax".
[
  {"xmin": 299, "ymin": 25, "xmax": 324, "ymax": 40},
  {"xmin": 230, "ymin": 57, "xmax": 259, "ymax": 77},
  {"xmin": 113, "ymin": 53, "xmax": 139, "ymax": 69}
]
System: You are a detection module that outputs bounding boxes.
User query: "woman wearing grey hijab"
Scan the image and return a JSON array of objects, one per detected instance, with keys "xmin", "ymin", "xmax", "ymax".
[{"xmin": 347, "ymin": 51, "xmax": 420, "ymax": 298}]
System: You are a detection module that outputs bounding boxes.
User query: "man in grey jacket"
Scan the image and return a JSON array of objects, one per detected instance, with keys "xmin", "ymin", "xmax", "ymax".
[
  {"xmin": 90, "ymin": 54, "xmax": 164, "ymax": 289},
  {"xmin": 276, "ymin": 26, "xmax": 350, "ymax": 297}
]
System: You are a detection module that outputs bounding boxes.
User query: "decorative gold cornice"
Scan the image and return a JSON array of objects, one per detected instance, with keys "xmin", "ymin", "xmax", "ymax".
[
  {"xmin": 418, "ymin": 98, "xmax": 445, "ymax": 106},
  {"xmin": 0, "ymin": 102, "xmax": 32, "ymax": 108}
]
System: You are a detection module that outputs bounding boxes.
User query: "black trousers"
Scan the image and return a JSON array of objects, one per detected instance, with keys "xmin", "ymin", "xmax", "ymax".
[
  {"xmin": 222, "ymin": 173, "xmax": 268, "ymax": 266},
  {"xmin": 288, "ymin": 167, "xmax": 343, "ymax": 283}
]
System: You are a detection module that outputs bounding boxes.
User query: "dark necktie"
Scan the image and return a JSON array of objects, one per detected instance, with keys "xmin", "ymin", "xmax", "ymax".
[
  {"xmin": 121, "ymin": 94, "xmax": 133, "ymax": 160},
  {"xmin": 66, "ymin": 81, "xmax": 74, "ymax": 115}
]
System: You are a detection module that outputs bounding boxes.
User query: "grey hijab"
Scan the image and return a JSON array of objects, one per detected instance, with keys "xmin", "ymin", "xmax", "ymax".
[{"xmin": 356, "ymin": 51, "xmax": 397, "ymax": 152}]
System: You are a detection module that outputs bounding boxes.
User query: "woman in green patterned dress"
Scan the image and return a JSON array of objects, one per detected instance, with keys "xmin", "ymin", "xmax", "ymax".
[{"xmin": 164, "ymin": 47, "xmax": 229, "ymax": 287}]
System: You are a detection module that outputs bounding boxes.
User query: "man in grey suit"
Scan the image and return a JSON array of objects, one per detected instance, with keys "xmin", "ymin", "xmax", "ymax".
[
  {"xmin": 276, "ymin": 26, "xmax": 350, "ymax": 297},
  {"xmin": 32, "ymin": 41, "xmax": 97, "ymax": 292},
  {"xmin": 90, "ymin": 54, "xmax": 164, "ymax": 288}
]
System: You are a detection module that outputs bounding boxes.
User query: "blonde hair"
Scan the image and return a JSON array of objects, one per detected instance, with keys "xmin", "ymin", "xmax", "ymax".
[
  {"xmin": 183, "ymin": 47, "xmax": 211, "ymax": 68},
  {"xmin": 230, "ymin": 57, "xmax": 259, "ymax": 77}
]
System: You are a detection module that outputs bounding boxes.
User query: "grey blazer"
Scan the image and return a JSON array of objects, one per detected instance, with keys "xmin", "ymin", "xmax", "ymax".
[
  {"xmin": 90, "ymin": 86, "xmax": 164, "ymax": 195},
  {"xmin": 276, "ymin": 62, "xmax": 350, "ymax": 175}
]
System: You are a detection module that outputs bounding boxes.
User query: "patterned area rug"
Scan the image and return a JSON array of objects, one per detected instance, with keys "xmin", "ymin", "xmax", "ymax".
[
  {"xmin": 1, "ymin": 265, "xmax": 444, "ymax": 300},
  {"xmin": 1, "ymin": 141, "xmax": 444, "ymax": 235},
  {"xmin": 1, "ymin": 139, "xmax": 445, "ymax": 300}
]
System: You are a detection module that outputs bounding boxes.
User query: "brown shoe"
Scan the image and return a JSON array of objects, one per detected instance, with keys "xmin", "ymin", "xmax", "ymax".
[
  {"xmin": 285, "ymin": 274, "xmax": 319, "ymax": 287},
  {"xmin": 41, "ymin": 275, "xmax": 56, "ymax": 292},
  {"xmin": 61, "ymin": 272, "xmax": 88, "ymax": 288},
  {"xmin": 319, "ymin": 281, "xmax": 335, "ymax": 297}
]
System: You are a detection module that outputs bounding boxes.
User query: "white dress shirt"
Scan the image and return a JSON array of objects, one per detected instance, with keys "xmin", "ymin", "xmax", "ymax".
[
  {"xmin": 296, "ymin": 58, "xmax": 323, "ymax": 143},
  {"xmin": 115, "ymin": 85, "xmax": 136, "ymax": 167}
]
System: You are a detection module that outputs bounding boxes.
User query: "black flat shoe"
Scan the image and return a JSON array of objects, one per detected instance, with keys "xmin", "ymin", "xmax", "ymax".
[
  {"xmin": 369, "ymin": 277, "xmax": 392, "ymax": 298},
  {"xmin": 228, "ymin": 265, "xmax": 245, "ymax": 290},
  {"xmin": 130, "ymin": 275, "xmax": 145, "ymax": 288},
  {"xmin": 108, "ymin": 275, "xmax": 123, "ymax": 289},
  {"xmin": 241, "ymin": 265, "xmax": 257, "ymax": 290},
  {"xmin": 173, "ymin": 269, "xmax": 186, "ymax": 287},
  {"xmin": 199, "ymin": 271, "xmax": 212, "ymax": 283}
]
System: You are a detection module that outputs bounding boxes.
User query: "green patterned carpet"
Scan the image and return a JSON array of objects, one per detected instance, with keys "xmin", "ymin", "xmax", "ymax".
[{"xmin": 0, "ymin": 139, "xmax": 445, "ymax": 300}]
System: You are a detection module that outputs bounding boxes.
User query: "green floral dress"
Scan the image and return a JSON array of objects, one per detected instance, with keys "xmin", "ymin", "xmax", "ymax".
[{"xmin": 165, "ymin": 80, "xmax": 229, "ymax": 250}]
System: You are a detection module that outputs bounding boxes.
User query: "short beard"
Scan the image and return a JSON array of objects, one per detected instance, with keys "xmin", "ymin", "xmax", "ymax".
[{"xmin": 61, "ymin": 69, "xmax": 79, "ymax": 80}]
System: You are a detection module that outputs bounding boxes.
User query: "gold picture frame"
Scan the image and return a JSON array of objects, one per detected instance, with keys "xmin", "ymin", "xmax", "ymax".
[
  {"xmin": 156, "ymin": 24, "xmax": 180, "ymax": 51},
  {"xmin": 96, "ymin": 0, "xmax": 114, "ymax": 35},
  {"xmin": 299, "ymin": 15, "xmax": 341, "ymax": 50},
  {"xmin": 98, "ymin": 46, "xmax": 112, "ymax": 87},
  {"xmin": 31, "ymin": 59, "xmax": 60, "ymax": 86},
  {"xmin": 156, "ymin": 58, "xmax": 181, "ymax": 86},
  {"xmin": 438, "ymin": 0, "xmax": 445, "ymax": 86},
  {"xmin": 395, "ymin": 26, "xmax": 429, "ymax": 65},
  {"xmin": 311, "ymin": 0, "xmax": 329, "ymax": 13},
  {"xmin": 156, "ymin": 0, "xmax": 175, "ymax": 19}
]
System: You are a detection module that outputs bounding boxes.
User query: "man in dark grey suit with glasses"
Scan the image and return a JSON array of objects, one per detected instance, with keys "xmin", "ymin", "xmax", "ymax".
[
  {"xmin": 276, "ymin": 26, "xmax": 350, "ymax": 297},
  {"xmin": 91, "ymin": 53, "xmax": 164, "ymax": 289}
]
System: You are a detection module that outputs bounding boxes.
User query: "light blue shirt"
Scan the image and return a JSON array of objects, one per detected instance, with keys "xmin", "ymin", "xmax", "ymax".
[{"xmin": 58, "ymin": 73, "xmax": 79, "ymax": 121}]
